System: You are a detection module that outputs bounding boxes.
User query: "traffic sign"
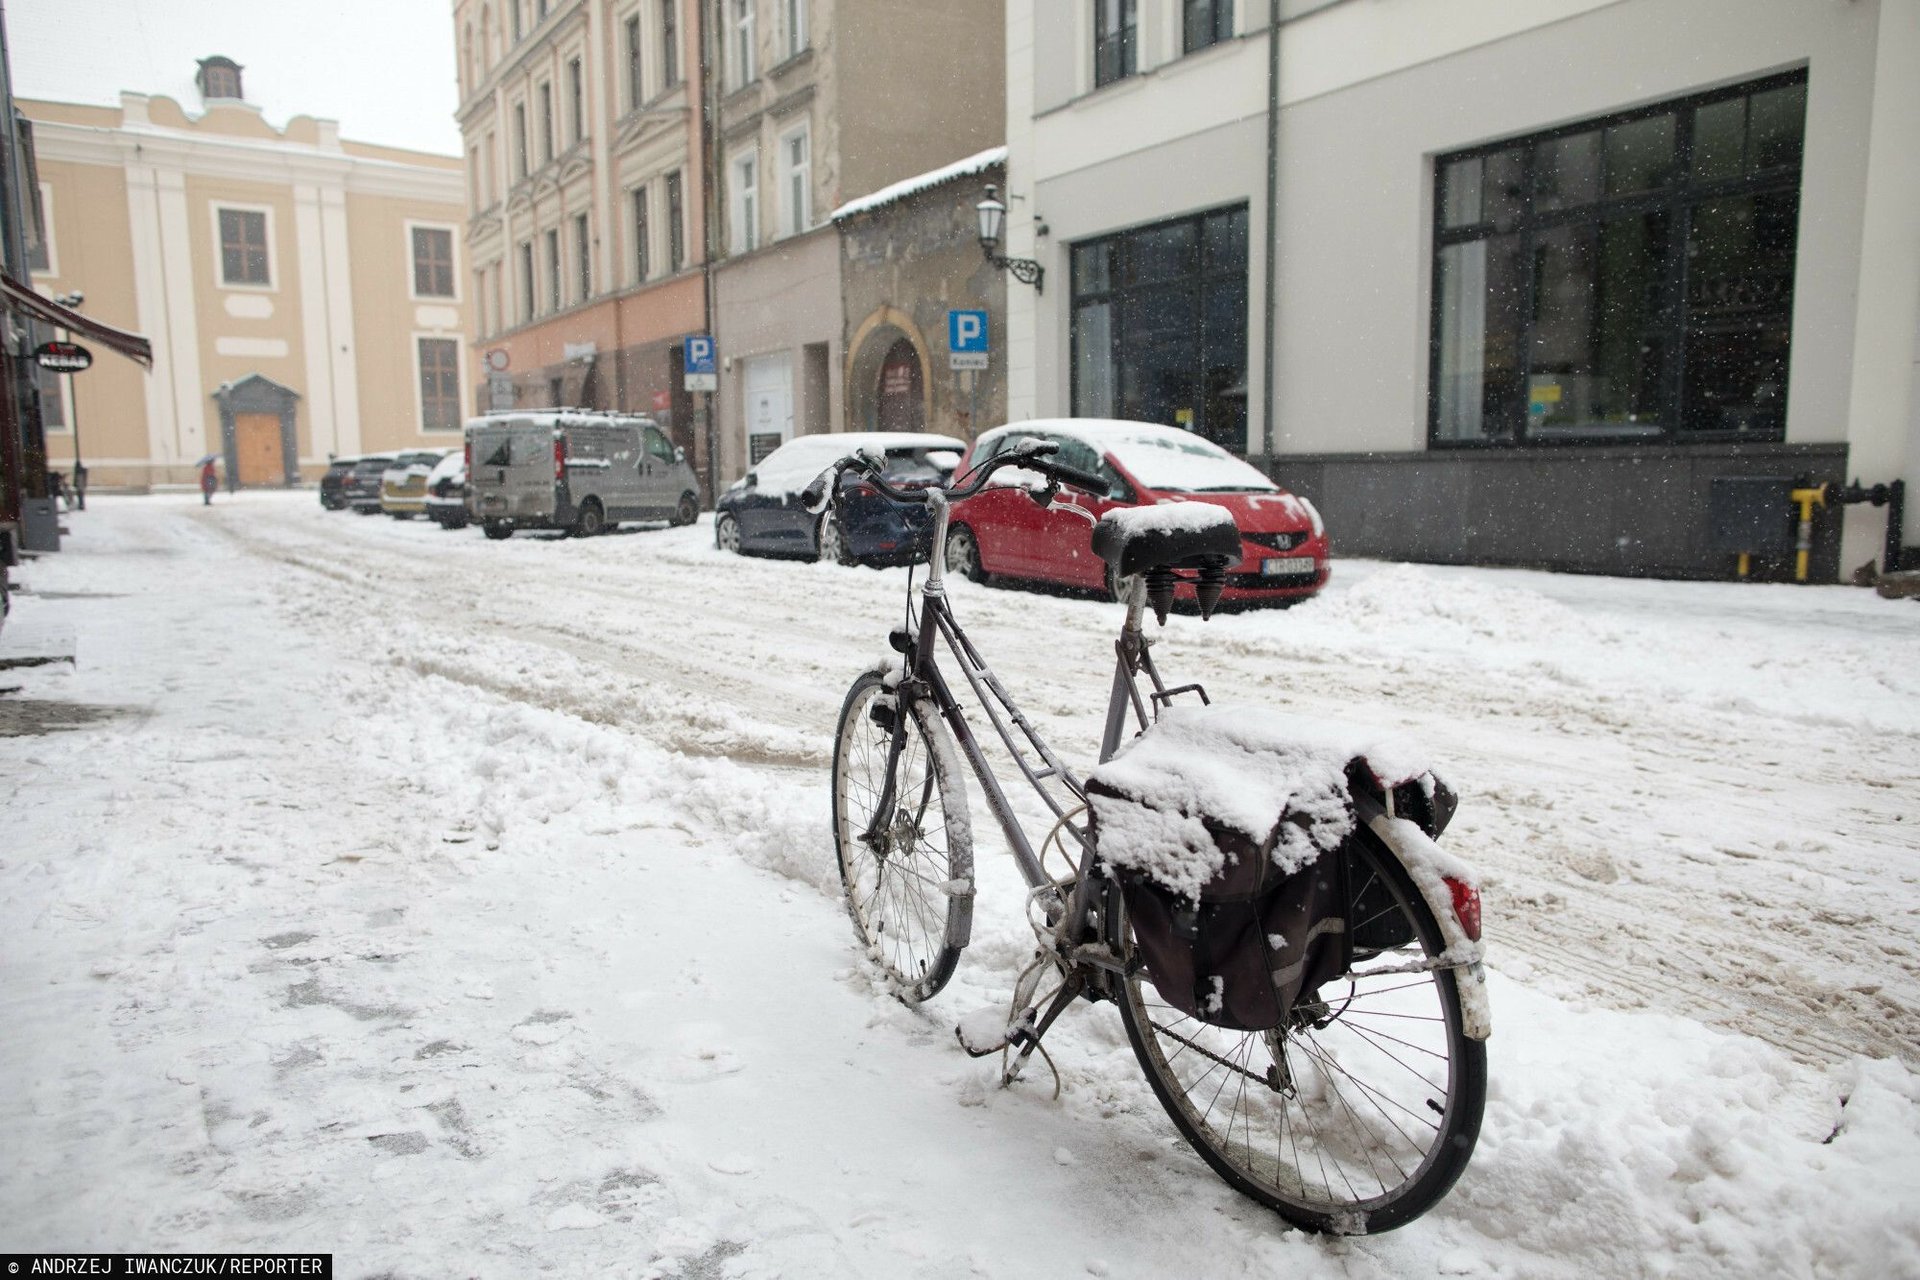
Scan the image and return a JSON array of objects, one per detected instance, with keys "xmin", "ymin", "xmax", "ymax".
[
  {"xmin": 684, "ymin": 334, "xmax": 717, "ymax": 391},
  {"xmin": 484, "ymin": 347, "xmax": 510, "ymax": 372},
  {"xmin": 948, "ymin": 310, "xmax": 987, "ymax": 353},
  {"xmin": 35, "ymin": 340, "xmax": 93, "ymax": 373},
  {"xmin": 488, "ymin": 371, "xmax": 514, "ymax": 411}
]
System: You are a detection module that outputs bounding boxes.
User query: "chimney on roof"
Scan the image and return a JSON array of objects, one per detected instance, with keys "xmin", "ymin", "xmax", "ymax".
[{"xmin": 196, "ymin": 56, "xmax": 244, "ymax": 104}]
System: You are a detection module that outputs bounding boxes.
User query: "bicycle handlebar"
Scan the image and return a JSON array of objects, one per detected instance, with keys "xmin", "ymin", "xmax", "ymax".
[{"xmin": 799, "ymin": 439, "xmax": 1109, "ymax": 514}]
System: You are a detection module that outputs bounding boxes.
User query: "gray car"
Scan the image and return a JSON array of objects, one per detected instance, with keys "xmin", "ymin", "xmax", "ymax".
[{"xmin": 466, "ymin": 410, "xmax": 700, "ymax": 539}]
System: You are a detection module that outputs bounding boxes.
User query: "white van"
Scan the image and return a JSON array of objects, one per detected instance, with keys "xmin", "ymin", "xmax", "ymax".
[{"xmin": 465, "ymin": 410, "xmax": 700, "ymax": 539}]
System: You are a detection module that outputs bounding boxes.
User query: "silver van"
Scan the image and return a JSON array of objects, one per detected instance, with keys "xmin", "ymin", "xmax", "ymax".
[{"xmin": 465, "ymin": 410, "xmax": 700, "ymax": 539}]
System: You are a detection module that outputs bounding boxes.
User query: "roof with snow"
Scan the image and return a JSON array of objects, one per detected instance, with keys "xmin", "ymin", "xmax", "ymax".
[{"xmin": 829, "ymin": 145, "xmax": 1007, "ymax": 223}]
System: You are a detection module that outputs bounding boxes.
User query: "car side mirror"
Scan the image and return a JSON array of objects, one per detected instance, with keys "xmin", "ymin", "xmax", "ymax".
[{"xmin": 674, "ymin": 446, "xmax": 686, "ymax": 463}]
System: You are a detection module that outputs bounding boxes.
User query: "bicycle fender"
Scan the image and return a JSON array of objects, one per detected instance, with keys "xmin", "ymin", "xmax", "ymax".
[{"xmin": 1358, "ymin": 800, "xmax": 1492, "ymax": 1041}]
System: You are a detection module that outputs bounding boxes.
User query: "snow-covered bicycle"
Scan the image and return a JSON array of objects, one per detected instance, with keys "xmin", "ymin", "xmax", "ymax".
[{"xmin": 808, "ymin": 440, "xmax": 1490, "ymax": 1235}]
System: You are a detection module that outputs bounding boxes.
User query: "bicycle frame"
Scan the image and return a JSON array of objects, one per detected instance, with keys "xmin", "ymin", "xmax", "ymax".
[{"xmin": 862, "ymin": 489, "xmax": 1184, "ymax": 931}]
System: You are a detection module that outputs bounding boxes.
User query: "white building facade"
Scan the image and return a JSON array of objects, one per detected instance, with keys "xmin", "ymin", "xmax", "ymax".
[{"xmin": 1006, "ymin": 0, "xmax": 1919, "ymax": 580}]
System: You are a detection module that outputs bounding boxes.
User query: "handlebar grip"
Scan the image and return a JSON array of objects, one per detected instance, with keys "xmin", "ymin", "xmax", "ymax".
[
  {"xmin": 800, "ymin": 467, "xmax": 837, "ymax": 514},
  {"xmin": 1045, "ymin": 462, "xmax": 1109, "ymax": 497}
]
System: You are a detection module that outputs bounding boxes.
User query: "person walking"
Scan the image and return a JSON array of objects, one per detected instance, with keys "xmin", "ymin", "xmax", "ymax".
[{"xmin": 200, "ymin": 458, "xmax": 218, "ymax": 505}]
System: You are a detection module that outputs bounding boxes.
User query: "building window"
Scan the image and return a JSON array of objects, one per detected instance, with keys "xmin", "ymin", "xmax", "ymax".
[
  {"xmin": 419, "ymin": 337, "xmax": 461, "ymax": 431},
  {"xmin": 1093, "ymin": 0, "xmax": 1137, "ymax": 88},
  {"xmin": 514, "ymin": 104, "xmax": 529, "ymax": 177},
  {"xmin": 1183, "ymin": 0, "xmax": 1231, "ymax": 54},
  {"xmin": 217, "ymin": 207, "xmax": 271, "ymax": 286},
  {"xmin": 1432, "ymin": 71, "xmax": 1807, "ymax": 447},
  {"xmin": 512, "ymin": 0, "xmax": 524, "ymax": 42},
  {"xmin": 1071, "ymin": 205, "xmax": 1249, "ymax": 452},
  {"xmin": 783, "ymin": 0, "xmax": 806, "ymax": 59},
  {"xmin": 519, "ymin": 241, "xmax": 535, "ymax": 321},
  {"xmin": 412, "ymin": 226, "xmax": 456, "ymax": 298},
  {"xmin": 779, "ymin": 123, "xmax": 809, "ymax": 237},
  {"xmin": 538, "ymin": 82, "xmax": 554, "ymax": 164},
  {"xmin": 537, "ymin": 0, "xmax": 549, "ymax": 18},
  {"xmin": 545, "ymin": 229, "xmax": 561, "ymax": 311},
  {"xmin": 568, "ymin": 57, "xmax": 585, "ymax": 143},
  {"xmin": 731, "ymin": 0, "xmax": 756, "ymax": 88},
  {"xmin": 730, "ymin": 149, "xmax": 758, "ymax": 253},
  {"xmin": 633, "ymin": 186, "xmax": 651, "ymax": 281},
  {"xmin": 666, "ymin": 170, "xmax": 685, "ymax": 270},
  {"xmin": 626, "ymin": 14, "xmax": 644, "ymax": 108},
  {"xmin": 661, "ymin": 0, "xmax": 680, "ymax": 87},
  {"xmin": 575, "ymin": 212, "xmax": 592, "ymax": 301},
  {"xmin": 483, "ymin": 130, "xmax": 496, "ymax": 202},
  {"xmin": 26, "ymin": 181, "xmax": 53, "ymax": 275}
]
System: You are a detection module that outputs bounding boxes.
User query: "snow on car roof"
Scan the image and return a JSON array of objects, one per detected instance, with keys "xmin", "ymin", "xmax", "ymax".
[
  {"xmin": 426, "ymin": 452, "xmax": 465, "ymax": 482},
  {"xmin": 749, "ymin": 432, "xmax": 967, "ymax": 498},
  {"xmin": 979, "ymin": 419, "xmax": 1278, "ymax": 494}
]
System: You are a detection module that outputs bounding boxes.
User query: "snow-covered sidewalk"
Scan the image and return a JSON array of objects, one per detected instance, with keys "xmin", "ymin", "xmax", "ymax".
[{"xmin": 2, "ymin": 495, "xmax": 1916, "ymax": 1278}]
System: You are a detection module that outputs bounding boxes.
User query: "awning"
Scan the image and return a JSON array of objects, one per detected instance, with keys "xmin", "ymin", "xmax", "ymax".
[{"xmin": 0, "ymin": 273, "xmax": 152, "ymax": 368}]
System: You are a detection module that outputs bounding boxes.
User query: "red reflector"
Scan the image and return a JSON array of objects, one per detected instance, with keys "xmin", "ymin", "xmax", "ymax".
[
  {"xmin": 553, "ymin": 435, "xmax": 566, "ymax": 480},
  {"xmin": 1446, "ymin": 878, "xmax": 1482, "ymax": 942},
  {"xmin": 853, "ymin": 482, "xmax": 878, "ymax": 497}
]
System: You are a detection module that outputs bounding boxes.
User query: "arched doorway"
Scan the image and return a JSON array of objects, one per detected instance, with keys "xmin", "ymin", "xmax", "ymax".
[{"xmin": 876, "ymin": 337, "xmax": 924, "ymax": 433}]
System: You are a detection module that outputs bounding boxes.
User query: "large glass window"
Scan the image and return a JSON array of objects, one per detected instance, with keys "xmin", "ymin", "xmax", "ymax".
[
  {"xmin": 1431, "ymin": 70, "xmax": 1805, "ymax": 446},
  {"xmin": 1072, "ymin": 205, "xmax": 1249, "ymax": 452},
  {"xmin": 1094, "ymin": 0, "xmax": 1136, "ymax": 88}
]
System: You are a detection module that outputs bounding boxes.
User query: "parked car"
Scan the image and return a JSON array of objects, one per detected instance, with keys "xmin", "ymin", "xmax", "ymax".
[
  {"xmin": 466, "ymin": 410, "xmax": 699, "ymax": 539},
  {"xmin": 945, "ymin": 419, "xmax": 1329, "ymax": 606},
  {"xmin": 379, "ymin": 449, "xmax": 456, "ymax": 519},
  {"xmin": 320, "ymin": 455, "xmax": 359, "ymax": 510},
  {"xmin": 714, "ymin": 432, "xmax": 966, "ymax": 565},
  {"xmin": 342, "ymin": 453, "xmax": 399, "ymax": 514},
  {"xmin": 422, "ymin": 452, "xmax": 470, "ymax": 529}
]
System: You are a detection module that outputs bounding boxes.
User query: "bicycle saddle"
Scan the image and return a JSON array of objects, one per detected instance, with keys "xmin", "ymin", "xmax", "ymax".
[{"xmin": 1092, "ymin": 503, "xmax": 1242, "ymax": 577}]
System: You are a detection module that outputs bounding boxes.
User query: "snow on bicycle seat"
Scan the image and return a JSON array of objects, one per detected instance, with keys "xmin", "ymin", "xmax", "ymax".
[{"xmin": 1092, "ymin": 502, "xmax": 1242, "ymax": 577}]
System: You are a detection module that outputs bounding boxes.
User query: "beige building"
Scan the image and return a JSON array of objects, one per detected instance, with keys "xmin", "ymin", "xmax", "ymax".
[
  {"xmin": 454, "ymin": 0, "xmax": 712, "ymax": 474},
  {"xmin": 24, "ymin": 59, "xmax": 472, "ymax": 488}
]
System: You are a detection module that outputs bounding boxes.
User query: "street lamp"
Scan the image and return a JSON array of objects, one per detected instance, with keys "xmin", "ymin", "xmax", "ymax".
[
  {"xmin": 52, "ymin": 290, "xmax": 86, "ymax": 510},
  {"xmin": 975, "ymin": 185, "xmax": 1044, "ymax": 293}
]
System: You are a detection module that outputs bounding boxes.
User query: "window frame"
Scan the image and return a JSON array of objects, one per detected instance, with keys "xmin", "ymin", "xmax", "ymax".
[
  {"xmin": 778, "ymin": 121, "xmax": 810, "ymax": 238},
  {"xmin": 544, "ymin": 228, "xmax": 562, "ymax": 312},
  {"xmin": 731, "ymin": 0, "xmax": 756, "ymax": 88},
  {"xmin": 513, "ymin": 103, "xmax": 530, "ymax": 178},
  {"xmin": 27, "ymin": 181, "xmax": 55, "ymax": 277},
  {"xmin": 1093, "ymin": 0, "xmax": 1137, "ymax": 90},
  {"xmin": 666, "ymin": 170, "xmax": 686, "ymax": 271},
  {"xmin": 537, "ymin": 81, "xmax": 555, "ymax": 165},
  {"xmin": 783, "ymin": 0, "xmax": 806, "ymax": 60},
  {"xmin": 415, "ymin": 334, "xmax": 465, "ymax": 433},
  {"xmin": 1427, "ymin": 67, "xmax": 1809, "ymax": 451},
  {"xmin": 632, "ymin": 185, "xmax": 652, "ymax": 283},
  {"xmin": 574, "ymin": 211, "xmax": 592, "ymax": 302},
  {"xmin": 730, "ymin": 147, "xmax": 759, "ymax": 254},
  {"xmin": 625, "ymin": 13, "xmax": 645, "ymax": 109},
  {"xmin": 1182, "ymin": 0, "xmax": 1232, "ymax": 56},
  {"xmin": 568, "ymin": 56, "xmax": 586, "ymax": 144},
  {"xmin": 519, "ymin": 241, "xmax": 536, "ymax": 323},
  {"xmin": 213, "ymin": 202, "xmax": 276, "ymax": 291},
  {"xmin": 661, "ymin": 0, "xmax": 681, "ymax": 87},
  {"xmin": 408, "ymin": 222, "xmax": 460, "ymax": 301}
]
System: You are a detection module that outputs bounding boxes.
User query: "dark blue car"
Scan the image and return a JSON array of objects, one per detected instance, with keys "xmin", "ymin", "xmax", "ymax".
[{"xmin": 713, "ymin": 432, "xmax": 965, "ymax": 566}]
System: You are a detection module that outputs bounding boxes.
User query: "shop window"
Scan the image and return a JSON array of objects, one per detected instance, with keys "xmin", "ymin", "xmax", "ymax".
[
  {"xmin": 1071, "ymin": 205, "xmax": 1249, "ymax": 451},
  {"xmin": 1431, "ymin": 70, "xmax": 1806, "ymax": 446}
]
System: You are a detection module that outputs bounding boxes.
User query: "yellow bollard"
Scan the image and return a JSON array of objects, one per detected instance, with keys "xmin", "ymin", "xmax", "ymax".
[{"xmin": 1789, "ymin": 485, "xmax": 1828, "ymax": 583}]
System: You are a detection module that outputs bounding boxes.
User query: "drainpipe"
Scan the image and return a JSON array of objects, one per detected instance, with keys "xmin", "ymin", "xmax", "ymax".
[{"xmin": 1260, "ymin": 0, "xmax": 1280, "ymax": 465}]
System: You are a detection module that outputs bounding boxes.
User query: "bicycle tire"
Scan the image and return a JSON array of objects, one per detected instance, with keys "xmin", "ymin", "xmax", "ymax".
[
  {"xmin": 831, "ymin": 671, "xmax": 974, "ymax": 1003},
  {"xmin": 1115, "ymin": 825, "xmax": 1485, "ymax": 1234}
]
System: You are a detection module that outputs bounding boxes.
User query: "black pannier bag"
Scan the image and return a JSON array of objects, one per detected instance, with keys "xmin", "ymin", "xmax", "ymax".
[{"xmin": 1087, "ymin": 776, "xmax": 1356, "ymax": 1033}]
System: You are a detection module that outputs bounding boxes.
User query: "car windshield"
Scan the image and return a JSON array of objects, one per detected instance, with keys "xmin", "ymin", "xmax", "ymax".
[
  {"xmin": 880, "ymin": 447, "xmax": 960, "ymax": 484},
  {"xmin": 1102, "ymin": 432, "xmax": 1278, "ymax": 494}
]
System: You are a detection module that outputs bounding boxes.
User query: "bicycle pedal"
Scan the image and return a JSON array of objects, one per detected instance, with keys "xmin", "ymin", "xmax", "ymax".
[{"xmin": 955, "ymin": 1005, "xmax": 1013, "ymax": 1057}]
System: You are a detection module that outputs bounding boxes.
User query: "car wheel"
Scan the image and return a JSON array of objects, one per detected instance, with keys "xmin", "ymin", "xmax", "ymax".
[
  {"xmin": 572, "ymin": 500, "xmax": 605, "ymax": 538},
  {"xmin": 483, "ymin": 520, "xmax": 514, "ymax": 540},
  {"xmin": 443, "ymin": 512, "xmax": 470, "ymax": 531},
  {"xmin": 715, "ymin": 513, "xmax": 742, "ymax": 554},
  {"xmin": 817, "ymin": 512, "xmax": 854, "ymax": 566},
  {"xmin": 945, "ymin": 524, "xmax": 987, "ymax": 583},
  {"xmin": 355, "ymin": 506, "xmax": 378, "ymax": 516},
  {"xmin": 672, "ymin": 492, "xmax": 699, "ymax": 527}
]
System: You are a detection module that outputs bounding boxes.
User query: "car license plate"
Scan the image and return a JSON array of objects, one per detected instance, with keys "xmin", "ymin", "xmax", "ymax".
[
  {"xmin": 481, "ymin": 495, "xmax": 506, "ymax": 513},
  {"xmin": 1262, "ymin": 558, "xmax": 1315, "ymax": 577}
]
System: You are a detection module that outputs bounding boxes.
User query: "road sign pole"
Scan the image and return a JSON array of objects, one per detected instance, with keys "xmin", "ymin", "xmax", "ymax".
[{"xmin": 67, "ymin": 369, "xmax": 83, "ymax": 510}]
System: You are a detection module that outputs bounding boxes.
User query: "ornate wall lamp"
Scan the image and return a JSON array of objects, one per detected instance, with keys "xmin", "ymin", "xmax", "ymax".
[{"xmin": 976, "ymin": 185, "xmax": 1044, "ymax": 294}]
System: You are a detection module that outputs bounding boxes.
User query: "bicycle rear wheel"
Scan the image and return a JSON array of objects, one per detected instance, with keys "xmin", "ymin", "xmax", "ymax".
[
  {"xmin": 831, "ymin": 671, "xmax": 973, "ymax": 1004},
  {"xmin": 1116, "ymin": 826, "xmax": 1485, "ymax": 1234}
]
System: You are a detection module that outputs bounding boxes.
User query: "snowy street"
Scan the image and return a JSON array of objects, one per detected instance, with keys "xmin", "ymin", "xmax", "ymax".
[{"xmin": 3, "ymin": 493, "xmax": 1917, "ymax": 1278}]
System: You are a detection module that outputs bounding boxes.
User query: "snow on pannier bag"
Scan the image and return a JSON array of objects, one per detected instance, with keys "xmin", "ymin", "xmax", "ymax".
[{"xmin": 1086, "ymin": 705, "xmax": 1454, "ymax": 1032}]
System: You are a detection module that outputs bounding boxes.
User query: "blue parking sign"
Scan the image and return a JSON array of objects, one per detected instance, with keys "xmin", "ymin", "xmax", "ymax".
[
  {"xmin": 684, "ymin": 334, "xmax": 717, "ymax": 390},
  {"xmin": 948, "ymin": 310, "xmax": 988, "ymax": 353}
]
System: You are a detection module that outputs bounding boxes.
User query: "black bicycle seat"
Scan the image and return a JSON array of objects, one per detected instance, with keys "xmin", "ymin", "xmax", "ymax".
[{"xmin": 1092, "ymin": 505, "xmax": 1242, "ymax": 577}]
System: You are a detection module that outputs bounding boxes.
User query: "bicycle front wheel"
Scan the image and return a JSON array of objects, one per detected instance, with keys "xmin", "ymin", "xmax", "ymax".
[
  {"xmin": 831, "ymin": 671, "xmax": 974, "ymax": 1004},
  {"xmin": 1116, "ymin": 826, "xmax": 1486, "ymax": 1235}
]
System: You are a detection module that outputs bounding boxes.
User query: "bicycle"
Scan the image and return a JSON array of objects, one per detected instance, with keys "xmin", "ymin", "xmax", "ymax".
[{"xmin": 808, "ymin": 440, "xmax": 1490, "ymax": 1236}]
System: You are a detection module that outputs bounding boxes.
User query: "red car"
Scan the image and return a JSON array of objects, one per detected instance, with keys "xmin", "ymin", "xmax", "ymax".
[{"xmin": 944, "ymin": 419, "xmax": 1329, "ymax": 606}]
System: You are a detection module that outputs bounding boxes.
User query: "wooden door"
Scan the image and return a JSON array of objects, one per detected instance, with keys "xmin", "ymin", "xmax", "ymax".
[{"xmin": 235, "ymin": 413, "xmax": 282, "ymax": 485}]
